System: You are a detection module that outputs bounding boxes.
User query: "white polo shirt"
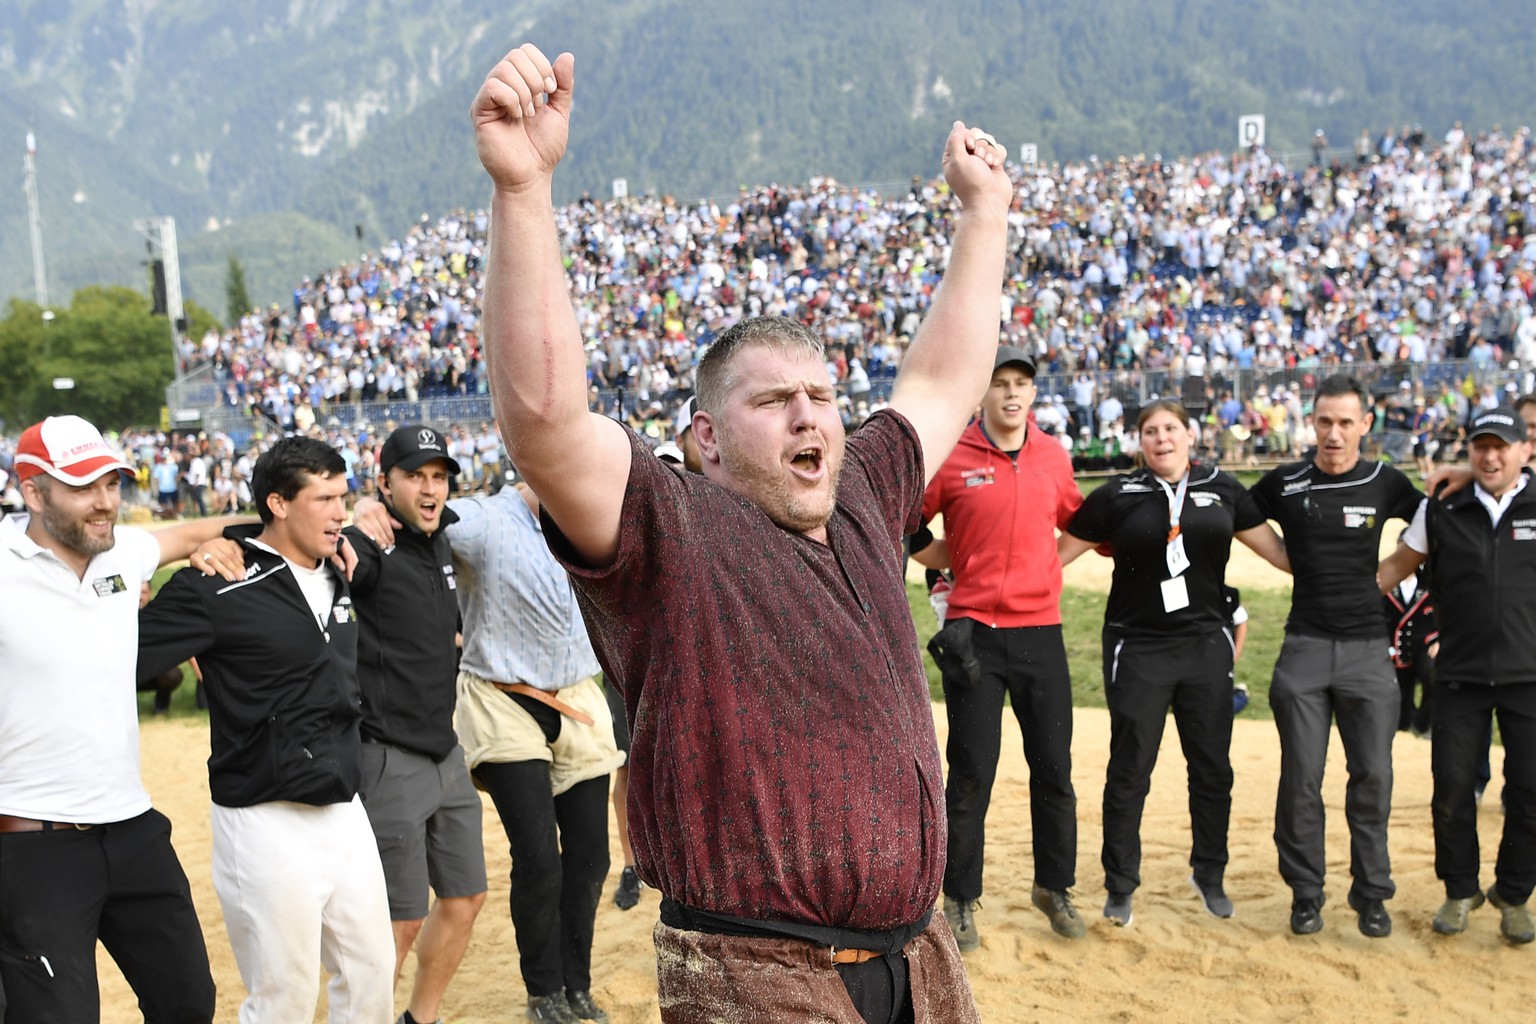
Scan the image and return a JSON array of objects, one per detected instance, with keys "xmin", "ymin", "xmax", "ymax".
[{"xmin": 0, "ymin": 518, "xmax": 160, "ymax": 822}]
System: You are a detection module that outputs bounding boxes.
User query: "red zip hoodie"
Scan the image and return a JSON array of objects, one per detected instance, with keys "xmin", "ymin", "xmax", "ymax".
[{"xmin": 922, "ymin": 418, "xmax": 1082, "ymax": 628}]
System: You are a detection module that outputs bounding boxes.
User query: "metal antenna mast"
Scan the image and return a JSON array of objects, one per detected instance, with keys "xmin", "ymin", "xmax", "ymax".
[{"xmin": 23, "ymin": 130, "xmax": 50, "ymax": 309}]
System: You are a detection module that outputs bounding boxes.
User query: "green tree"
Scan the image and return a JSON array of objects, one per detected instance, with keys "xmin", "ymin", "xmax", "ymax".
[
  {"xmin": 184, "ymin": 299, "xmax": 222, "ymax": 343},
  {"xmin": 225, "ymin": 252, "xmax": 253, "ymax": 324},
  {"xmin": 0, "ymin": 288, "xmax": 176, "ymax": 429}
]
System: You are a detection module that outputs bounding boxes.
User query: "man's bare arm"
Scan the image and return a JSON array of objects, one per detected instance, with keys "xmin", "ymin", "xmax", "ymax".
[
  {"xmin": 889, "ymin": 123, "xmax": 1013, "ymax": 484},
  {"xmin": 910, "ymin": 536, "xmax": 951, "ymax": 571},
  {"xmin": 474, "ymin": 43, "xmax": 632, "ymax": 567},
  {"xmin": 154, "ymin": 516, "xmax": 257, "ymax": 580},
  {"xmin": 1423, "ymin": 464, "xmax": 1472, "ymax": 497},
  {"xmin": 1236, "ymin": 523, "xmax": 1291, "ymax": 574},
  {"xmin": 1378, "ymin": 542, "xmax": 1425, "ymax": 595},
  {"xmin": 1057, "ymin": 532, "xmax": 1098, "ymax": 568}
]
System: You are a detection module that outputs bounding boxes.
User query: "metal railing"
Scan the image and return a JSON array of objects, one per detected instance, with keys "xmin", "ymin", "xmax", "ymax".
[
  {"xmin": 164, "ymin": 364, "xmax": 221, "ymax": 423},
  {"xmin": 1032, "ymin": 359, "xmax": 1518, "ymax": 411},
  {"xmin": 175, "ymin": 359, "xmax": 1529, "ymax": 450}
]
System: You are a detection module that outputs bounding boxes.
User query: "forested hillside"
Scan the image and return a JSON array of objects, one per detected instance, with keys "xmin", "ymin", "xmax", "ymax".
[{"xmin": 2, "ymin": 0, "xmax": 1531, "ymax": 311}]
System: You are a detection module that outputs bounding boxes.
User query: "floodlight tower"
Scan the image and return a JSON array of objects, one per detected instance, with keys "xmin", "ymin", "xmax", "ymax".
[
  {"xmin": 134, "ymin": 216, "xmax": 187, "ymax": 380},
  {"xmin": 23, "ymin": 130, "xmax": 50, "ymax": 310}
]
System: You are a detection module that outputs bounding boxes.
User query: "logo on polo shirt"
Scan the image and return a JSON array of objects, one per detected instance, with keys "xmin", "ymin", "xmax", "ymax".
[
  {"xmin": 1283, "ymin": 480, "xmax": 1311, "ymax": 495},
  {"xmin": 1342, "ymin": 505, "xmax": 1377, "ymax": 529},
  {"xmin": 1190, "ymin": 491, "xmax": 1223, "ymax": 507},
  {"xmin": 91, "ymin": 574, "xmax": 127, "ymax": 597}
]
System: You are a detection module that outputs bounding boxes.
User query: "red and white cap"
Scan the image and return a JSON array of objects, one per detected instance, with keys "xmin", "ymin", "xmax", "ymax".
[{"xmin": 14, "ymin": 416, "xmax": 133, "ymax": 486}]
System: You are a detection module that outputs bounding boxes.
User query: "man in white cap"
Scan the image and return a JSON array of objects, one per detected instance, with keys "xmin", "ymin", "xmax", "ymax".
[
  {"xmin": 0, "ymin": 415, "xmax": 249, "ymax": 1022},
  {"xmin": 674, "ymin": 396, "xmax": 702, "ymax": 474}
]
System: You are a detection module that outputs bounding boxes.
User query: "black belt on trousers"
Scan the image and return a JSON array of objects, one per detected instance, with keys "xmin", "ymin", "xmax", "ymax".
[{"xmin": 659, "ymin": 897, "xmax": 930, "ymax": 957}]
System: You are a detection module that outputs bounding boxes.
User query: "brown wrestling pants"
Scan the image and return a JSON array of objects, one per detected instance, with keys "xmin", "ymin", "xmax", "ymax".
[{"xmin": 652, "ymin": 915, "xmax": 981, "ymax": 1023}]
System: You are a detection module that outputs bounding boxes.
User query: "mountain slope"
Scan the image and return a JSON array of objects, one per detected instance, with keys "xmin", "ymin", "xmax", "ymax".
[{"xmin": 3, "ymin": 0, "xmax": 1532, "ymax": 310}]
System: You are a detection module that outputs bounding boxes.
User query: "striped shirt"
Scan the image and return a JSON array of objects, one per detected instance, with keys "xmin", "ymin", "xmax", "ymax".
[{"xmin": 449, "ymin": 489, "xmax": 600, "ymax": 691}]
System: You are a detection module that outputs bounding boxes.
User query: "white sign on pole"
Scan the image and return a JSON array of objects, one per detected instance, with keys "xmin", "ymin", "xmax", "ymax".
[
  {"xmin": 1019, "ymin": 143, "xmax": 1038, "ymax": 166},
  {"xmin": 611, "ymin": 178, "xmax": 628, "ymax": 200},
  {"xmin": 1238, "ymin": 115, "xmax": 1266, "ymax": 149}
]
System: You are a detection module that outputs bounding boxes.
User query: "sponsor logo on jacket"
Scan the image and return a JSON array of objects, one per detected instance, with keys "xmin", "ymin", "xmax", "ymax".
[{"xmin": 962, "ymin": 467, "xmax": 995, "ymax": 487}]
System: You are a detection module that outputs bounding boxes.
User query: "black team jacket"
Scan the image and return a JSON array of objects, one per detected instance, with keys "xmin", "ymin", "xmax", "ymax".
[
  {"xmin": 1424, "ymin": 483, "xmax": 1536, "ymax": 686},
  {"xmin": 343, "ymin": 500, "xmax": 461, "ymax": 761},
  {"xmin": 137, "ymin": 528, "xmax": 362, "ymax": 807}
]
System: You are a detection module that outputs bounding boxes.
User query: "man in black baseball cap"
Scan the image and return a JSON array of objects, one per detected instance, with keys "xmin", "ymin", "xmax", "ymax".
[
  {"xmin": 380, "ymin": 425, "xmax": 462, "ymax": 479},
  {"xmin": 1378, "ymin": 404, "xmax": 1536, "ymax": 945},
  {"xmin": 349, "ymin": 425, "xmax": 488, "ymax": 1024},
  {"xmin": 914, "ymin": 340, "xmax": 1089, "ymax": 946},
  {"xmin": 1466, "ymin": 406, "xmax": 1527, "ymax": 446},
  {"xmin": 993, "ymin": 344, "xmax": 1036, "ymax": 376}
]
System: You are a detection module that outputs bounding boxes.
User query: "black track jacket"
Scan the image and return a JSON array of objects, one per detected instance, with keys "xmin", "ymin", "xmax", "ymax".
[
  {"xmin": 137, "ymin": 530, "xmax": 363, "ymax": 807},
  {"xmin": 344, "ymin": 501, "xmax": 461, "ymax": 760}
]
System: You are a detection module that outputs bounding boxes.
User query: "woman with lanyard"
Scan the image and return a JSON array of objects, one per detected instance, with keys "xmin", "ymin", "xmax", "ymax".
[{"xmin": 1058, "ymin": 399, "xmax": 1290, "ymax": 927}]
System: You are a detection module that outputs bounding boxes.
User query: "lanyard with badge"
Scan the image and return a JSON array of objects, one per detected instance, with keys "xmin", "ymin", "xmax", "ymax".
[{"xmin": 1155, "ymin": 473, "xmax": 1191, "ymax": 612}]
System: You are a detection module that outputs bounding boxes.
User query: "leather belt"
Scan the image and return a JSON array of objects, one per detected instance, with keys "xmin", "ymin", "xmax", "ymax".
[
  {"xmin": 830, "ymin": 947, "xmax": 885, "ymax": 965},
  {"xmin": 0, "ymin": 814, "xmax": 97, "ymax": 834},
  {"xmin": 493, "ymin": 682, "xmax": 595, "ymax": 726}
]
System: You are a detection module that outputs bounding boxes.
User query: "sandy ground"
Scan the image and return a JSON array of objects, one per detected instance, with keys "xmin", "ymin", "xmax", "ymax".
[
  {"xmin": 1060, "ymin": 534, "xmax": 1295, "ymax": 592},
  {"xmin": 100, "ymin": 701, "xmax": 1523, "ymax": 1024},
  {"xmin": 913, "ymin": 504, "xmax": 1307, "ymax": 592}
]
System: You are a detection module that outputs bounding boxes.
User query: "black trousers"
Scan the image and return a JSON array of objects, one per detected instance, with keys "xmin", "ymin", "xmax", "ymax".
[
  {"xmin": 1101, "ymin": 629, "xmax": 1235, "ymax": 896},
  {"xmin": 474, "ymin": 761, "xmax": 610, "ymax": 996},
  {"xmin": 0, "ymin": 808, "xmax": 215, "ymax": 1023},
  {"xmin": 1396, "ymin": 660, "xmax": 1433, "ymax": 734},
  {"xmin": 943, "ymin": 622, "xmax": 1077, "ymax": 899},
  {"xmin": 837, "ymin": 953, "xmax": 913, "ymax": 1024},
  {"xmin": 1431, "ymin": 681, "xmax": 1536, "ymax": 904}
]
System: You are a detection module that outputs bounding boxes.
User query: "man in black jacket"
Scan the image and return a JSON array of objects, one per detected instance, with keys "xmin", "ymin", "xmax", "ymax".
[
  {"xmin": 138, "ymin": 436, "xmax": 395, "ymax": 1021},
  {"xmin": 347, "ymin": 426, "xmax": 487, "ymax": 1024},
  {"xmin": 1380, "ymin": 406, "xmax": 1536, "ymax": 945}
]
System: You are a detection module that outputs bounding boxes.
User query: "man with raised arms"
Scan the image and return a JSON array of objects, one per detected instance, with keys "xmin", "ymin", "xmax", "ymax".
[{"xmin": 470, "ymin": 42, "xmax": 1012, "ymax": 1023}]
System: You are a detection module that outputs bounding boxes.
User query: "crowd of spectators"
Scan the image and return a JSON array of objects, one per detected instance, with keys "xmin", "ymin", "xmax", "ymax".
[{"xmin": 5, "ymin": 119, "xmax": 1534, "ymax": 503}]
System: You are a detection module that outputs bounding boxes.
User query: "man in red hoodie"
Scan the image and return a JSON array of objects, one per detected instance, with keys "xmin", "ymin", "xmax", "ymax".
[{"xmin": 916, "ymin": 345, "xmax": 1085, "ymax": 948}]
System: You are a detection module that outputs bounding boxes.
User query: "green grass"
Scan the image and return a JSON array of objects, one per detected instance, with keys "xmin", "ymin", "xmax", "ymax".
[
  {"xmin": 141, "ymin": 565, "xmax": 1298, "ymax": 721},
  {"xmin": 137, "ymin": 565, "xmax": 207, "ymax": 720},
  {"xmin": 910, "ymin": 581, "xmax": 1294, "ymax": 720}
]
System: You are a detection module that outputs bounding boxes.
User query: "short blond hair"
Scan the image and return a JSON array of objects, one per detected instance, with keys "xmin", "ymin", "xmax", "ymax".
[{"xmin": 695, "ymin": 317, "xmax": 826, "ymax": 415}]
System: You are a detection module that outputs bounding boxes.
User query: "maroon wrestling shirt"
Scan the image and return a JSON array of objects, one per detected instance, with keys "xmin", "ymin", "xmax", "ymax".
[{"xmin": 543, "ymin": 410, "xmax": 942, "ymax": 930}]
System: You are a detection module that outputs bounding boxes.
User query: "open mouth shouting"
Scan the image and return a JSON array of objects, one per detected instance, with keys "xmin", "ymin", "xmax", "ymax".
[{"xmin": 788, "ymin": 444, "xmax": 826, "ymax": 482}]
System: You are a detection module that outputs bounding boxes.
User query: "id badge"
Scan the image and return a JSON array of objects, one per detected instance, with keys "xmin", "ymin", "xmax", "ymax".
[
  {"xmin": 1165, "ymin": 535, "xmax": 1190, "ymax": 578},
  {"xmin": 1160, "ymin": 575, "xmax": 1190, "ymax": 613}
]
